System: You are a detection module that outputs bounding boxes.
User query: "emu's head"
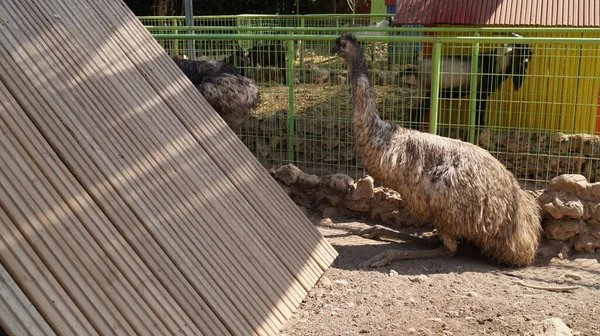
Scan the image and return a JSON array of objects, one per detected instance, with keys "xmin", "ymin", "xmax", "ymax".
[
  {"xmin": 332, "ymin": 34, "xmax": 363, "ymax": 63},
  {"xmin": 504, "ymin": 33, "xmax": 532, "ymax": 90}
]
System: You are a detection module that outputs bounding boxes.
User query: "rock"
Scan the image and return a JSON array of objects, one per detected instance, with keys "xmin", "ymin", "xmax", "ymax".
[
  {"xmin": 478, "ymin": 128, "xmax": 492, "ymax": 147},
  {"xmin": 408, "ymin": 275, "xmax": 428, "ymax": 283},
  {"xmin": 589, "ymin": 182, "xmax": 600, "ymax": 199},
  {"xmin": 374, "ymin": 188, "xmax": 405, "ymax": 208},
  {"xmin": 319, "ymin": 218, "xmax": 333, "ymax": 226},
  {"xmin": 333, "ymin": 279, "xmax": 348, "ymax": 286},
  {"xmin": 320, "ymin": 276, "xmax": 332, "ymax": 288},
  {"xmin": 380, "ymin": 210, "xmax": 405, "ymax": 227},
  {"xmin": 536, "ymin": 240, "xmax": 570, "ymax": 258},
  {"xmin": 529, "ymin": 317, "xmax": 572, "ymax": 336},
  {"xmin": 346, "ymin": 198, "xmax": 372, "ymax": 212},
  {"xmin": 563, "ymin": 273, "xmax": 583, "ymax": 281},
  {"xmin": 592, "ymin": 204, "xmax": 600, "ymax": 222},
  {"xmin": 558, "ymin": 244, "xmax": 570, "ymax": 259},
  {"xmin": 277, "ymin": 182, "xmax": 293, "ymax": 196},
  {"xmin": 542, "ymin": 219, "xmax": 586, "ymax": 241},
  {"xmin": 324, "ymin": 173, "xmax": 355, "ymax": 192},
  {"xmin": 466, "ymin": 291, "xmax": 479, "ymax": 298},
  {"xmin": 570, "ymin": 234, "xmax": 598, "ymax": 253},
  {"xmin": 321, "ymin": 207, "xmax": 339, "ymax": 219},
  {"xmin": 351, "ymin": 176, "xmax": 375, "ymax": 200},
  {"xmin": 275, "ymin": 164, "xmax": 303, "ymax": 185},
  {"xmin": 589, "ymin": 223, "xmax": 600, "ymax": 239},
  {"xmin": 548, "ymin": 174, "xmax": 588, "ymax": 195},
  {"xmin": 551, "ymin": 132, "xmax": 569, "ymax": 143},
  {"xmin": 298, "ymin": 172, "xmax": 321, "ymax": 189},
  {"xmin": 314, "ymin": 188, "xmax": 343, "ymax": 207},
  {"xmin": 542, "ymin": 196, "xmax": 584, "ymax": 219}
]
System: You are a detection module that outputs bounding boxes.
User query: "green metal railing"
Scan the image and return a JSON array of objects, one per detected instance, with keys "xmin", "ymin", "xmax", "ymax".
[{"xmin": 143, "ymin": 18, "xmax": 600, "ymax": 188}]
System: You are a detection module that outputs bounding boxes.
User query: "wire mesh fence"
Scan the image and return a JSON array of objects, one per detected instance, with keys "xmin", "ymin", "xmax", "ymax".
[{"xmin": 143, "ymin": 16, "xmax": 600, "ymax": 190}]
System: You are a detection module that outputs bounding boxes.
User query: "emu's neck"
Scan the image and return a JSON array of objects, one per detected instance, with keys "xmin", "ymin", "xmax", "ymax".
[{"xmin": 346, "ymin": 48, "xmax": 397, "ymax": 172}]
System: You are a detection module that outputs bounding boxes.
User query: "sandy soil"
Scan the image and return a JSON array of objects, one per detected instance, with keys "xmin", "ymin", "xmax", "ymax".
[{"xmin": 280, "ymin": 218, "xmax": 600, "ymax": 336}]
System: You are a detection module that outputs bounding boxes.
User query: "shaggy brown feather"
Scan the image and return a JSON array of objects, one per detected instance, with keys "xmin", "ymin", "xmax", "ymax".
[
  {"xmin": 172, "ymin": 58, "xmax": 260, "ymax": 126},
  {"xmin": 333, "ymin": 34, "xmax": 541, "ymax": 267}
]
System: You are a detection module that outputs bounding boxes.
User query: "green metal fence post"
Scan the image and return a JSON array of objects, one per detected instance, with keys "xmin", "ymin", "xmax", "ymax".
[
  {"xmin": 299, "ymin": 17, "xmax": 305, "ymax": 69},
  {"xmin": 173, "ymin": 18, "xmax": 179, "ymax": 56},
  {"xmin": 468, "ymin": 33, "xmax": 480, "ymax": 143},
  {"xmin": 287, "ymin": 39, "xmax": 296, "ymax": 163},
  {"xmin": 429, "ymin": 42, "xmax": 442, "ymax": 135}
]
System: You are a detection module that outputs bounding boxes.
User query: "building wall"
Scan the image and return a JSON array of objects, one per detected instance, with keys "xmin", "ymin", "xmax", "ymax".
[{"xmin": 421, "ymin": 28, "xmax": 600, "ymax": 134}]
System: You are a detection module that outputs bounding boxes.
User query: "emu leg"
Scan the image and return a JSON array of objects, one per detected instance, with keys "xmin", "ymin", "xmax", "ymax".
[
  {"xmin": 351, "ymin": 225, "xmax": 441, "ymax": 248},
  {"xmin": 358, "ymin": 233, "xmax": 457, "ymax": 268}
]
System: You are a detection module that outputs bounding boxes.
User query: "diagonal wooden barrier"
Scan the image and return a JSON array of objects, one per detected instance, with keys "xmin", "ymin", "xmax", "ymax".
[{"xmin": 0, "ymin": 1, "xmax": 337, "ymax": 334}]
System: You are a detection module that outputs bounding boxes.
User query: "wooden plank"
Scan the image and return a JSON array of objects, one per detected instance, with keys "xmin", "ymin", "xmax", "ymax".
[
  {"xmin": 0, "ymin": 96, "xmax": 165, "ymax": 335},
  {"xmin": 0, "ymin": 0, "xmax": 336, "ymax": 334},
  {"xmin": 0, "ymin": 263, "xmax": 56, "ymax": 336},
  {"xmin": 0, "ymin": 4, "xmax": 281, "ymax": 334},
  {"xmin": 0, "ymin": 66, "xmax": 207, "ymax": 336},
  {"xmin": 98, "ymin": 0, "xmax": 339, "ymax": 272},
  {"xmin": 0, "ymin": 207, "xmax": 97, "ymax": 335},
  {"xmin": 0, "ymin": 17, "xmax": 239, "ymax": 336}
]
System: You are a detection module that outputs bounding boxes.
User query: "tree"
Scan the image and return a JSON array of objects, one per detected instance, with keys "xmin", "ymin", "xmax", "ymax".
[{"xmin": 345, "ymin": 0, "xmax": 368, "ymax": 14}]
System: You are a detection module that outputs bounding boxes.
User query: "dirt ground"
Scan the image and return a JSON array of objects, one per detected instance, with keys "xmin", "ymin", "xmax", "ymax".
[{"xmin": 280, "ymin": 217, "xmax": 600, "ymax": 336}]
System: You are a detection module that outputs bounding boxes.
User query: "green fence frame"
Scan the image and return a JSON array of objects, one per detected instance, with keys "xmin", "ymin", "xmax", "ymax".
[{"xmin": 144, "ymin": 19, "xmax": 600, "ymax": 188}]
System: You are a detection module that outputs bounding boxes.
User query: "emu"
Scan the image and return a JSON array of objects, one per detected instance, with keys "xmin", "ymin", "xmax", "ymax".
[
  {"xmin": 172, "ymin": 57, "xmax": 260, "ymax": 127},
  {"xmin": 405, "ymin": 34, "xmax": 532, "ymax": 128},
  {"xmin": 332, "ymin": 34, "xmax": 541, "ymax": 267}
]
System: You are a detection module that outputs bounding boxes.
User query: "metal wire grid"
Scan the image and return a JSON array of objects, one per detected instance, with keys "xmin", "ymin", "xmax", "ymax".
[{"xmin": 144, "ymin": 18, "xmax": 600, "ymax": 189}]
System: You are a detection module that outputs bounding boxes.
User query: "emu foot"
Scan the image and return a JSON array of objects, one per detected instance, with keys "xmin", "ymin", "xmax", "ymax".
[
  {"xmin": 351, "ymin": 225, "xmax": 441, "ymax": 248},
  {"xmin": 358, "ymin": 246, "xmax": 454, "ymax": 268}
]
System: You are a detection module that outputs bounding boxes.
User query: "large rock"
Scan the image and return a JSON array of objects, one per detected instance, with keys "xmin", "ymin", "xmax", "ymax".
[
  {"xmin": 548, "ymin": 174, "xmax": 589, "ymax": 197},
  {"xmin": 570, "ymin": 233, "xmax": 600, "ymax": 253},
  {"xmin": 275, "ymin": 164, "xmax": 303, "ymax": 185},
  {"xmin": 542, "ymin": 219, "xmax": 586, "ymax": 241},
  {"xmin": 323, "ymin": 173, "xmax": 354, "ymax": 192},
  {"xmin": 298, "ymin": 172, "xmax": 321, "ymax": 189},
  {"xmin": 350, "ymin": 176, "xmax": 375, "ymax": 200},
  {"xmin": 542, "ymin": 194, "xmax": 584, "ymax": 219}
]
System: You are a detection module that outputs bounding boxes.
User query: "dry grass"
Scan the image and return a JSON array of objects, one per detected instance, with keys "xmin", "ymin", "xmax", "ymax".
[{"xmin": 252, "ymin": 83, "xmax": 414, "ymax": 122}]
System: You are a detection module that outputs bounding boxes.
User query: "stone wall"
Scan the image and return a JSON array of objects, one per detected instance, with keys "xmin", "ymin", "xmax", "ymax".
[
  {"xmin": 537, "ymin": 174, "xmax": 600, "ymax": 253},
  {"xmin": 271, "ymin": 164, "xmax": 600, "ymax": 254},
  {"xmin": 242, "ymin": 118, "xmax": 600, "ymax": 182},
  {"xmin": 270, "ymin": 164, "xmax": 427, "ymax": 228}
]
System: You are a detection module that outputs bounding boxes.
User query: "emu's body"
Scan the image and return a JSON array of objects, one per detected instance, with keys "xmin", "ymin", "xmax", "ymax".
[
  {"xmin": 172, "ymin": 58, "xmax": 260, "ymax": 126},
  {"xmin": 406, "ymin": 40, "xmax": 531, "ymax": 127},
  {"xmin": 333, "ymin": 34, "xmax": 541, "ymax": 267}
]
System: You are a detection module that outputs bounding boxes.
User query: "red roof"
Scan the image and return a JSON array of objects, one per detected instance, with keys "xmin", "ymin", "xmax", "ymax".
[{"xmin": 393, "ymin": 0, "xmax": 600, "ymax": 27}]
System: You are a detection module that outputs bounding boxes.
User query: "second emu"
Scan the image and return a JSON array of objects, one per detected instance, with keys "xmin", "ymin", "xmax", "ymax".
[
  {"xmin": 332, "ymin": 34, "xmax": 541, "ymax": 267},
  {"xmin": 172, "ymin": 57, "xmax": 260, "ymax": 127},
  {"xmin": 405, "ymin": 33, "xmax": 532, "ymax": 128}
]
